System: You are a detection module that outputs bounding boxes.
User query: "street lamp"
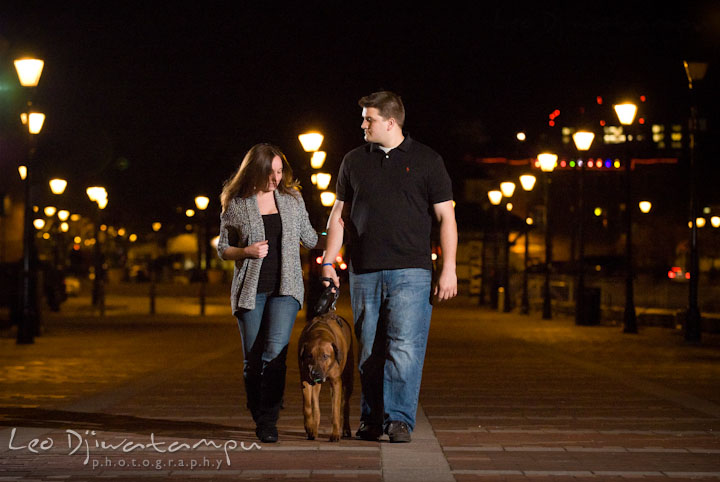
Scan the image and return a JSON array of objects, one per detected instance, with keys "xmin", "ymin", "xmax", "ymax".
[
  {"xmin": 86, "ymin": 186, "xmax": 108, "ymax": 314},
  {"xmin": 14, "ymin": 57, "xmax": 45, "ymax": 344},
  {"xmin": 299, "ymin": 131, "xmax": 325, "ymax": 320},
  {"xmin": 195, "ymin": 195, "xmax": 210, "ymax": 315},
  {"xmin": 572, "ymin": 130, "xmax": 595, "ymax": 325},
  {"xmin": 499, "ymin": 182, "xmax": 515, "ymax": 312},
  {"xmin": 537, "ymin": 152, "xmax": 557, "ymax": 319},
  {"xmin": 683, "ymin": 60, "xmax": 708, "ymax": 344},
  {"xmin": 614, "ymin": 102, "xmax": 638, "ymax": 334},
  {"xmin": 519, "ymin": 174, "xmax": 536, "ymax": 315},
  {"xmin": 488, "ymin": 190, "xmax": 502, "ymax": 310}
]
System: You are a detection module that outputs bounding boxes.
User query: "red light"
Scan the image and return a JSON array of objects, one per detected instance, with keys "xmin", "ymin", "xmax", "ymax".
[
  {"xmin": 685, "ymin": 272, "xmax": 691, "ymax": 279},
  {"xmin": 599, "ymin": 120, "xmax": 606, "ymax": 126},
  {"xmin": 339, "ymin": 263, "xmax": 347, "ymax": 270},
  {"xmin": 549, "ymin": 120, "xmax": 555, "ymax": 126},
  {"xmin": 588, "ymin": 160, "xmax": 594, "ymax": 168},
  {"xmin": 640, "ymin": 95, "xmax": 646, "ymax": 102},
  {"xmin": 596, "ymin": 96, "xmax": 603, "ymax": 104},
  {"xmin": 638, "ymin": 117, "xmax": 645, "ymax": 124},
  {"xmin": 671, "ymin": 267, "xmax": 681, "ymax": 273},
  {"xmin": 560, "ymin": 160, "xmax": 567, "ymax": 168},
  {"xmin": 315, "ymin": 256, "xmax": 323, "ymax": 264},
  {"xmin": 336, "ymin": 255, "xmax": 343, "ymax": 263},
  {"xmin": 668, "ymin": 271, "xmax": 676, "ymax": 279}
]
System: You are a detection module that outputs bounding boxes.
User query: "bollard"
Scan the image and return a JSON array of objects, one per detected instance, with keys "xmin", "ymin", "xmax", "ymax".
[{"xmin": 497, "ymin": 287, "xmax": 505, "ymax": 313}]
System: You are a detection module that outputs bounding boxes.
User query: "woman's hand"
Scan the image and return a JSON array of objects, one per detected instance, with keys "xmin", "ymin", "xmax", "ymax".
[{"xmin": 244, "ymin": 240, "xmax": 269, "ymax": 259}]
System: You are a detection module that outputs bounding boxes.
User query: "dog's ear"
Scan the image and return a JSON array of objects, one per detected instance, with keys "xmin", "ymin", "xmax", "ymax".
[
  {"xmin": 332, "ymin": 343, "xmax": 343, "ymax": 363},
  {"xmin": 299, "ymin": 344, "xmax": 306, "ymax": 359}
]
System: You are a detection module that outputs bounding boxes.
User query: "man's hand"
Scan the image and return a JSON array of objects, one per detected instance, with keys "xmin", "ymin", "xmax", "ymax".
[
  {"xmin": 322, "ymin": 264, "xmax": 340, "ymax": 291},
  {"xmin": 434, "ymin": 268, "xmax": 457, "ymax": 301},
  {"xmin": 245, "ymin": 240, "xmax": 269, "ymax": 259}
]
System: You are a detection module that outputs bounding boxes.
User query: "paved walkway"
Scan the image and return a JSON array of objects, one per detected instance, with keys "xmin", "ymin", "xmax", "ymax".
[{"xmin": 1, "ymin": 289, "xmax": 719, "ymax": 481}]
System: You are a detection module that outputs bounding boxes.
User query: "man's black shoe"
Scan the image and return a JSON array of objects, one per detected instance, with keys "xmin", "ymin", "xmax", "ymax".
[
  {"xmin": 386, "ymin": 421, "xmax": 411, "ymax": 443},
  {"xmin": 355, "ymin": 422, "xmax": 383, "ymax": 441},
  {"xmin": 255, "ymin": 425, "xmax": 278, "ymax": 443}
]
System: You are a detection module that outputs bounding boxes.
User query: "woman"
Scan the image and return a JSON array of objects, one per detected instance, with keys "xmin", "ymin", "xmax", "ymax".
[{"xmin": 217, "ymin": 143, "xmax": 323, "ymax": 443}]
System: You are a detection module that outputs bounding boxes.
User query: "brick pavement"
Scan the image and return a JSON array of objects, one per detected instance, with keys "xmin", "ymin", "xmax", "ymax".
[{"xmin": 0, "ymin": 289, "xmax": 719, "ymax": 480}]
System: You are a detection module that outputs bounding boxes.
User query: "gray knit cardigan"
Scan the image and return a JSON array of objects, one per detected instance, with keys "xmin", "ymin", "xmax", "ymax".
[{"xmin": 217, "ymin": 189, "xmax": 319, "ymax": 314}]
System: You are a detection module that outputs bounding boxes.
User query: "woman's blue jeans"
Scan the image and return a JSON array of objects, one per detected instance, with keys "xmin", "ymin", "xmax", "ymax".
[
  {"xmin": 349, "ymin": 268, "xmax": 433, "ymax": 432},
  {"xmin": 235, "ymin": 293, "xmax": 299, "ymax": 427}
]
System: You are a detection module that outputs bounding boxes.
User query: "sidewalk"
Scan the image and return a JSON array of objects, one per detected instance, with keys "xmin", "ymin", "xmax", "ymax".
[{"xmin": 1, "ymin": 290, "xmax": 719, "ymax": 480}]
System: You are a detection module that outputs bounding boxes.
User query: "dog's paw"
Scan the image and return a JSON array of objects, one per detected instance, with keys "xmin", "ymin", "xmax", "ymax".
[
  {"xmin": 306, "ymin": 432, "xmax": 316, "ymax": 441},
  {"xmin": 342, "ymin": 429, "xmax": 352, "ymax": 438},
  {"xmin": 329, "ymin": 433, "xmax": 340, "ymax": 442}
]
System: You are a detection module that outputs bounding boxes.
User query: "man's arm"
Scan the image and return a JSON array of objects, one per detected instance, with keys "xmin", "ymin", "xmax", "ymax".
[
  {"xmin": 321, "ymin": 200, "xmax": 345, "ymax": 288},
  {"xmin": 432, "ymin": 200, "xmax": 458, "ymax": 301}
]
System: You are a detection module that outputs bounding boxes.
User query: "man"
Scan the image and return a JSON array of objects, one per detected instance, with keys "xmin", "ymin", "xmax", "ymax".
[{"xmin": 321, "ymin": 91, "xmax": 457, "ymax": 443}]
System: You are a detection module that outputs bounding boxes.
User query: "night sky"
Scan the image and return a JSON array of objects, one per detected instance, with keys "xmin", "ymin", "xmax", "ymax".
[{"xmin": 1, "ymin": 2, "xmax": 719, "ymax": 231}]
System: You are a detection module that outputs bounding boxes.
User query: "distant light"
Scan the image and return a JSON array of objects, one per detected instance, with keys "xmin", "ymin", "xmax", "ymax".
[
  {"xmin": 596, "ymin": 96, "xmax": 603, "ymax": 105},
  {"xmin": 638, "ymin": 201, "xmax": 652, "ymax": 213},
  {"xmin": 73, "ymin": 236, "xmax": 82, "ymax": 244},
  {"xmin": 537, "ymin": 153, "xmax": 558, "ymax": 172},
  {"xmin": 696, "ymin": 217, "xmax": 706, "ymax": 228},
  {"xmin": 519, "ymin": 174, "xmax": 536, "ymax": 191},
  {"xmin": 60, "ymin": 222, "xmax": 69, "ymax": 232},
  {"xmin": 316, "ymin": 173, "xmax": 332, "ymax": 190},
  {"xmin": 569, "ymin": 160, "xmax": 576, "ymax": 168},
  {"xmin": 638, "ymin": 117, "xmax": 645, "ymax": 124},
  {"xmin": 298, "ymin": 132, "xmax": 324, "ymax": 152},
  {"xmin": 614, "ymin": 160, "xmax": 621, "ymax": 168},
  {"xmin": 44, "ymin": 206, "xmax": 56, "ymax": 217},
  {"xmin": 33, "ymin": 219, "xmax": 45, "ymax": 230},
  {"xmin": 58, "ymin": 210, "xmax": 70, "ymax": 221},
  {"xmin": 594, "ymin": 207, "xmax": 603, "ymax": 217},
  {"xmin": 310, "ymin": 151, "xmax": 327, "ymax": 169},
  {"xmin": 605, "ymin": 160, "xmax": 612, "ymax": 168},
  {"xmin": 640, "ymin": 95, "xmax": 646, "ymax": 102},
  {"xmin": 614, "ymin": 103, "xmax": 638, "ymax": 125},
  {"xmin": 506, "ymin": 202, "xmax": 513, "ymax": 212},
  {"xmin": 315, "ymin": 256, "xmax": 323, "ymax": 264},
  {"xmin": 70, "ymin": 214, "xmax": 81, "ymax": 221},
  {"xmin": 42, "ymin": 233, "xmax": 50, "ymax": 240},
  {"xmin": 711, "ymin": 216, "xmax": 720, "ymax": 228},
  {"xmin": 516, "ymin": 132, "xmax": 526, "ymax": 141},
  {"xmin": 49, "ymin": 178, "xmax": 67, "ymax": 195},
  {"xmin": 185, "ymin": 209, "xmax": 195, "ymax": 217},
  {"xmin": 129, "ymin": 234, "xmax": 138, "ymax": 242},
  {"xmin": 548, "ymin": 120, "xmax": 555, "ymax": 127},
  {"xmin": 117, "ymin": 228, "xmax": 126, "ymax": 237},
  {"xmin": 559, "ymin": 160, "xmax": 567, "ymax": 168},
  {"xmin": 526, "ymin": 217, "xmax": 534, "ymax": 225},
  {"xmin": 572, "ymin": 130, "xmax": 595, "ymax": 151},
  {"xmin": 18, "ymin": 166, "xmax": 27, "ymax": 180},
  {"xmin": 152, "ymin": 222, "xmax": 162, "ymax": 232},
  {"xmin": 431, "ymin": 253, "xmax": 438, "ymax": 261},
  {"xmin": 588, "ymin": 160, "xmax": 594, "ymax": 168},
  {"xmin": 599, "ymin": 120, "xmax": 606, "ymax": 126},
  {"xmin": 194, "ymin": 195, "xmax": 210, "ymax": 211},
  {"xmin": 28, "ymin": 112, "xmax": 45, "ymax": 134},
  {"xmin": 488, "ymin": 190, "xmax": 503, "ymax": 205},
  {"xmin": 14, "ymin": 58, "xmax": 44, "ymax": 87},
  {"xmin": 320, "ymin": 191, "xmax": 336, "ymax": 206},
  {"xmin": 500, "ymin": 181, "xmax": 516, "ymax": 197}
]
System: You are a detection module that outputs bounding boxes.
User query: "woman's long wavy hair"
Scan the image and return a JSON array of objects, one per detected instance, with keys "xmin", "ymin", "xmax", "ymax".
[{"xmin": 220, "ymin": 143, "xmax": 299, "ymax": 212}]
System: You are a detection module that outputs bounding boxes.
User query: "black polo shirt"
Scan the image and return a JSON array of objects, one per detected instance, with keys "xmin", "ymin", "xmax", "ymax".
[{"xmin": 336, "ymin": 135, "xmax": 453, "ymax": 272}]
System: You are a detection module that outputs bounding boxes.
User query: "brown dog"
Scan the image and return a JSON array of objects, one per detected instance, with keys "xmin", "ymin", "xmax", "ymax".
[{"xmin": 298, "ymin": 311, "xmax": 354, "ymax": 441}]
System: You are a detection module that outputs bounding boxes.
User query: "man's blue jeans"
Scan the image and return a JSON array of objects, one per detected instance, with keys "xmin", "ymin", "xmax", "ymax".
[
  {"xmin": 349, "ymin": 268, "xmax": 433, "ymax": 432},
  {"xmin": 235, "ymin": 293, "xmax": 300, "ymax": 426}
]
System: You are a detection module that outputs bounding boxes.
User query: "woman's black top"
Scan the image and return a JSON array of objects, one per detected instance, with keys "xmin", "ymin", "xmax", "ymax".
[{"xmin": 257, "ymin": 213, "xmax": 282, "ymax": 294}]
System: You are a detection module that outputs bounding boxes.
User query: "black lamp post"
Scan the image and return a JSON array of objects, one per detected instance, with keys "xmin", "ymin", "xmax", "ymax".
[
  {"xmin": 518, "ymin": 174, "xmax": 536, "ymax": 315},
  {"xmin": 86, "ymin": 186, "xmax": 107, "ymax": 316},
  {"xmin": 299, "ymin": 132, "xmax": 325, "ymax": 321},
  {"xmin": 537, "ymin": 153, "xmax": 557, "ymax": 320},
  {"xmin": 572, "ymin": 131, "xmax": 595, "ymax": 325},
  {"xmin": 195, "ymin": 195, "xmax": 210, "ymax": 316},
  {"xmin": 614, "ymin": 103, "xmax": 638, "ymax": 334},
  {"xmin": 683, "ymin": 60, "xmax": 707, "ymax": 344},
  {"xmin": 487, "ymin": 190, "xmax": 503, "ymax": 310},
  {"xmin": 14, "ymin": 58, "xmax": 45, "ymax": 345},
  {"xmin": 499, "ymin": 182, "xmax": 516, "ymax": 312}
]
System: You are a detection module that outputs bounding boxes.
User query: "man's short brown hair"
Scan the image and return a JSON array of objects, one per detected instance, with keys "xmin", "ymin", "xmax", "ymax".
[{"xmin": 358, "ymin": 91, "xmax": 405, "ymax": 128}]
